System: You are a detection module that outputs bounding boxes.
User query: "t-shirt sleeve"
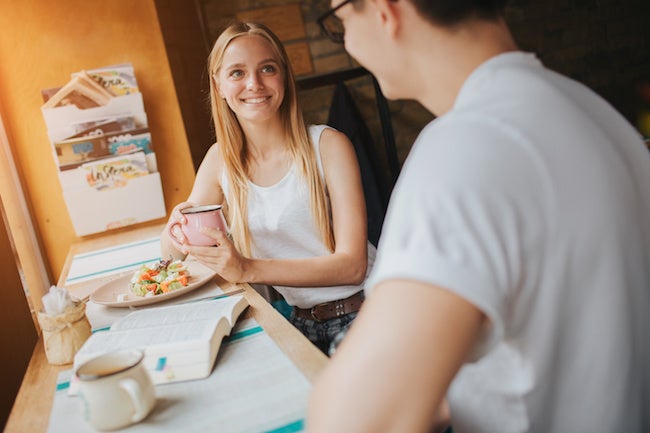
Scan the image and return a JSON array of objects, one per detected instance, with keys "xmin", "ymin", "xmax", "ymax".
[{"xmin": 367, "ymin": 117, "xmax": 545, "ymax": 360}]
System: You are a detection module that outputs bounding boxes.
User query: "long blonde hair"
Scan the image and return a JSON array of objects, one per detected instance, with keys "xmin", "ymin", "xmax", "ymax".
[{"xmin": 208, "ymin": 22, "xmax": 334, "ymax": 256}]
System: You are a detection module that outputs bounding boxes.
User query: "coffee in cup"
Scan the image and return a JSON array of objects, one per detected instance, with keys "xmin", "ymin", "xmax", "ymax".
[
  {"xmin": 169, "ymin": 204, "xmax": 228, "ymax": 246},
  {"xmin": 76, "ymin": 350, "xmax": 155, "ymax": 431}
]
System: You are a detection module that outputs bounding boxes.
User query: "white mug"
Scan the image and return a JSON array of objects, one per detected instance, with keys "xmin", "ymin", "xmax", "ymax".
[{"xmin": 76, "ymin": 350, "xmax": 155, "ymax": 431}]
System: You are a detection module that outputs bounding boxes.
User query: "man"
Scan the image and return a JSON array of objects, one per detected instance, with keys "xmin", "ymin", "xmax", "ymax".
[{"xmin": 307, "ymin": 1, "xmax": 650, "ymax": 432}]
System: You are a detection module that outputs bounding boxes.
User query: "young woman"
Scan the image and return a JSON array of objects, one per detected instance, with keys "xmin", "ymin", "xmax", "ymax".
[{"xmin": 161, "ymin": 22, "xmax": 375, "ymax": 354}]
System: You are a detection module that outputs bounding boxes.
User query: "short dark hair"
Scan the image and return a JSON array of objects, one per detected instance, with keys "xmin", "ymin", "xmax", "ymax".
[{"xmin": 410, "ymin": 0, "xmax": 508, "ymax": 26}]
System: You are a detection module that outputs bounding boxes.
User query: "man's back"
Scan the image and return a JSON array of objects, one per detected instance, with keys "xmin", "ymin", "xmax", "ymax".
[{"xmin": 427, "ymin": 52, "xmax": 650, "ymax": 432}]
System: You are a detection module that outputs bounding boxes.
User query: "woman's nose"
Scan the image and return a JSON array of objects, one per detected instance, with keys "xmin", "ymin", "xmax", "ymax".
[{"xmin": 246, "ymin": 72, "xmax": 264, "ymax": 90}]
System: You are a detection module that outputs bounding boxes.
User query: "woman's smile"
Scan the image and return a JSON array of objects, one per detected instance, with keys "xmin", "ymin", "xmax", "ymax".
[
  {"xmin": 216, "ymin": 34, "xmax": 285, "ymax": 123},
  {"xmin": 241, "ymin": 95, "xmax": 272, "ymax": 104}
]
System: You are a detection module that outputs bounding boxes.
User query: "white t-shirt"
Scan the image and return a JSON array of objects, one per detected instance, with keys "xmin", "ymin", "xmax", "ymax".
[
  {"xmin": 224, "ymin": 124, "xmax": 375, "ymax": 308},
  {"xmin": 366, "ymin": 52, "xmax": 650, "ymax": 433}
]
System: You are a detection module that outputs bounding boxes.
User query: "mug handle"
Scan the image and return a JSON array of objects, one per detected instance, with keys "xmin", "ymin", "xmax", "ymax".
[
  {"xmin": 167, "ymin": 221, "xmax": 184, "ymax": 245},
  {"xmin": 120, "ymin": 378, "xmax": 150, "ymax": 422}
]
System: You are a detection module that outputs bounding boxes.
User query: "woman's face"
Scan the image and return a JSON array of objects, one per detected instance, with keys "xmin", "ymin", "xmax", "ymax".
[{"xmin": 216, "ymin": 35, "xmax": 285, "ymax": 124}]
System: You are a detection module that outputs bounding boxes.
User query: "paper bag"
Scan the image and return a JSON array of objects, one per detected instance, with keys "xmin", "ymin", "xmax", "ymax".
[{"xmin": 37, "ymin": 301, "xmax": 92, "ymax": 365}]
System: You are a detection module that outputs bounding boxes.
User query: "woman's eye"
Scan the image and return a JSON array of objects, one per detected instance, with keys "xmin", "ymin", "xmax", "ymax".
[
  {"xmin": 229, "ymin": 69, "xmax": 244, "ymax": 79},
  {"xmin": 261, "ymin": 64, "xmax": 276, "ymax": 74}
]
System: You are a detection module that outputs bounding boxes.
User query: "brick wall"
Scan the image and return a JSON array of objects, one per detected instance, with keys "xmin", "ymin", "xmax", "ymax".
[
  {"xmin": 199, "ymin": 0, "xmax": 650, "ymax": 171},
  {"xmin": 507, "ymin": 0, "xmax": 650, "ymax": 125}
]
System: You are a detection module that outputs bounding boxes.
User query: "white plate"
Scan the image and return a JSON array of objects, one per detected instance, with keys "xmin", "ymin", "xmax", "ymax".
[{"xmin": 90, "ymin": 260, "xmax": 217, "ymax": 307}]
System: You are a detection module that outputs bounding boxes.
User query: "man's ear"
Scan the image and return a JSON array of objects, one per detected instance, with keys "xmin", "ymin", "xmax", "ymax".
[{"xmin": 372, "ymin": 0, "xmax": 401, "ymax": 38}]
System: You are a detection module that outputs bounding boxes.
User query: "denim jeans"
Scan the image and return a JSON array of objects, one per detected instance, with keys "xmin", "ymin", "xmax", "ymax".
[{"xmin": 289, "ymin": 311, "xmax": 357, "ymax": 356}]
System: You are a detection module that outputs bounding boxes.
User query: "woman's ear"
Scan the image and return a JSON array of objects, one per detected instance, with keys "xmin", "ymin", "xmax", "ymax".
[{"xmin": 212, "ymin": 75, "xmax": 225, "ymax": 99}]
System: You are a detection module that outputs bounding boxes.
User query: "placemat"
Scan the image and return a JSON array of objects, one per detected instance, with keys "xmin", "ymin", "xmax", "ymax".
[{"xmin": 47, "ymin": 318, "xmax": 310, "ymax": 433}]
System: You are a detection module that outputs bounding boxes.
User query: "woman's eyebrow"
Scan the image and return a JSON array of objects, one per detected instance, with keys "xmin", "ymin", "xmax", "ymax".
[
  {"xmin": 223, "ymin": 62, "xmax": 246, "ymax": 71},
  {"xmin": 259, "ymin": 58, "xmax": 278, "ymax": 64},
  {"xmin": 223, "ymin": 58, "xmax": 278, "ymax": 71}
]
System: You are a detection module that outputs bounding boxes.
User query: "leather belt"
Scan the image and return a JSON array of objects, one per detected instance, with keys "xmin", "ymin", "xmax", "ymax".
[{"xmin": 293, "ymin": 291, "xmax": 365, "ymax": 323}]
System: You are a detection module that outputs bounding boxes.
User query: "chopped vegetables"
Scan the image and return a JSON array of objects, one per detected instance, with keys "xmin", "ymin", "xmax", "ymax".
[{"xmin": 129, "ymin": 259, "xmax": 191, "ymax": 297}]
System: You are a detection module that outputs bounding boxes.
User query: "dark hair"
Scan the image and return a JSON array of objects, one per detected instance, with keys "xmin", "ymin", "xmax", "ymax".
[{"xmin": 410, "ymin": 0, "xmax": 508, "ymax": 26}]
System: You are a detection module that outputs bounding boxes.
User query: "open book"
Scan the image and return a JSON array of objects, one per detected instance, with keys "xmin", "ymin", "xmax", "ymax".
[{"xmin": 73, "ymin": 294, "xmax": 249, "ymax": 385}]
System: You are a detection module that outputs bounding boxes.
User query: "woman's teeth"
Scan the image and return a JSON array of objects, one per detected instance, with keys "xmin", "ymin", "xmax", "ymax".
[{"xmin": 243, "ymin": 97, "xmax": 269, "ymax": 104}]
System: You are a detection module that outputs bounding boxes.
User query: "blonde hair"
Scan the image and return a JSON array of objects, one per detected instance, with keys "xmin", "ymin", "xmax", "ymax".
[{"xmin": 208, "ymin": 22, "xmax": 334, "ymax": 256}]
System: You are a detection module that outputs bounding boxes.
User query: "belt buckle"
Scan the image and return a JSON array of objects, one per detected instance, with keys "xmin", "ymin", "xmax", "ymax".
[
  {"xmin": 309, "ymin": 298, "xmax": 349, "ymax": 322},
  {"xmin": 310, "ymin": 306, "xmax": 322, "ymax": 323}
]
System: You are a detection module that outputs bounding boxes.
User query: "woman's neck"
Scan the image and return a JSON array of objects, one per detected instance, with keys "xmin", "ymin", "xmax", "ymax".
[
  {"xmin": 240, "ymin": 117, "xmax": 286, "ymax": 160},
  {"xmin": 240, "ymin": 117, "xmax": 292, "ymax": 186}
]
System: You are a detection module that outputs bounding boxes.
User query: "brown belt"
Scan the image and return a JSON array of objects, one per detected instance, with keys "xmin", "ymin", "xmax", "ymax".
[{"xmin": 293, "ymin": 291, "xmax": 365, "ymax": 323}]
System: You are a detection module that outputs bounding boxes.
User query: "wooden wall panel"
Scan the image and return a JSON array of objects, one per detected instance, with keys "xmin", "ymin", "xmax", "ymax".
[
  {"xmin": 0, "ymin": 0, "xmax": 197, "ymax": 291},
  {"xmin": 154, "ymin": 0, "xmax": 215, "ymax": 170}
]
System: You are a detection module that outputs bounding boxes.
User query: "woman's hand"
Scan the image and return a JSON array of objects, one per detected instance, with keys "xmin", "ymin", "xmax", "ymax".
[
  {"xmin": 185, "ymin": 228, "xmax": 253, "ymax": 283},
  {"xmin": 165, "ymin": 201, "xmax": 198, "ymax": 254}
]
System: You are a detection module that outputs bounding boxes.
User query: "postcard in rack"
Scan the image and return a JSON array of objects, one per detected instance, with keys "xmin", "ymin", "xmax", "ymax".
[
  {"xmin": 42, "ymin": 70, "xmax": 114, "ymax": 109},
  {"xmin": 61, "ymin": 170, "xmax": 165, "ymax": 236},
  {"xmin": 82, "ymin": 151, "xmax": 149, "ymax": 191},
  {"xmin": 64, "ymin": 116, "xmax": 137, "ymax": 140},
  {"xmin": 73, "ymin": 295, "xmax": 250, "ymax": 385},
  {"xmin": 77, "ymin": 63, "xmax": 139, "ymax": 96},
  {"xmin": 42, "ymin": 90, "xmax": 146, "ymax": 140},
  {"xmin": 54, "ymin": 127, "xmax": 152, "ymax": 170}
]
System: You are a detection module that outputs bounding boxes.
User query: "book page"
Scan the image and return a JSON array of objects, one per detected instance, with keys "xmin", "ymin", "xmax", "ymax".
[
  {"xmin": 111, "ymin": 295, "xmax": 246, "ymax": 331},
  {"xmin": 78, "ymin": 319, "xmax": 217, "ymax": 357},
  {"xmin": 74, "ymin": 295, "xmax": 249, "ymax": 385}
]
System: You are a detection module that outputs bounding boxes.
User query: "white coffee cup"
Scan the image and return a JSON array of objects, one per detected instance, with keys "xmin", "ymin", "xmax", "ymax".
[{"xmin": 76, "ymin": 350, "xmax": 155, "ymax": 431}]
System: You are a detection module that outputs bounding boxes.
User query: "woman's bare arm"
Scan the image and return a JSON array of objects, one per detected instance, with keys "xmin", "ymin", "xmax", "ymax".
[
  {"xmin": 160, "ymin": 143, "xmax": 225, "ymax": 260},
  {"xmin": 186, "ymin": 128, "xmax": 370, "ymax": 287}
]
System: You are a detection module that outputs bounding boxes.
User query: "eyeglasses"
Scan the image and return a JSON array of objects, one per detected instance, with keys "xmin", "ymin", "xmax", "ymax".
[{"xmin": 317, "ymin": 0, "xmax": 355, "ymax": 44}]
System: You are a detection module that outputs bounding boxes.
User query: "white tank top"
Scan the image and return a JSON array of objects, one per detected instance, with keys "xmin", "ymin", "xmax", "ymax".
[{"xmin": 222, "ymin": 124, "xmax": 375, "ymax": 308}]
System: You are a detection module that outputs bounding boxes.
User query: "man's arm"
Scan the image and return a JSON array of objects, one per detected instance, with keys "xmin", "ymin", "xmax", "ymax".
[{"xmin": 307, "ymin": 279, "xmax": 486, "ymax": 433}]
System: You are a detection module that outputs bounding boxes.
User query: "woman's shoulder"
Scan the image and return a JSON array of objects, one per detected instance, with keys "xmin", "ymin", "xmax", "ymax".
[
  {"xmin": 206, "ymin": 141, "xmax": 221, "ymax": 155},
  {"xmin": 196, "ymin": 142, "xmax": 225, "ymax": 177},
  {"xmin": 307, "ymin": 124, "xmax": 328, "ymax": 146},
  {"xmin": 307, "ymin": 125, "xmax": 355, "ymax": 182},
  {"xmin": 308, "ymin": 124, "xmax": 348, "ymax": 148},
  {"xmin": 309, "ymin": 124, "xmax": 351, "ymax": 155},
  {"xmin": 204, "ymin": 142, "xmax": 225, "ymax": 162}
]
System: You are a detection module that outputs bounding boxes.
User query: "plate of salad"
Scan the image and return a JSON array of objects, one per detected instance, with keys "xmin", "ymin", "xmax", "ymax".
[{"xmin": 90, "ymin": 259, "xmax": 217, "ymax": 307}]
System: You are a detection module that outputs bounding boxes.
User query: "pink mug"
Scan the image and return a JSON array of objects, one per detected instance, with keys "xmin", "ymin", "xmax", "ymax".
[{"xmin": 169, "ymin": 204, "xmax": 228, "ymax": 246}]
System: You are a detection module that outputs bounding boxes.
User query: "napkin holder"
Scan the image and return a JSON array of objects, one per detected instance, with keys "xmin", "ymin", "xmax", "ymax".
[{"xmin": 37, "ymin": 301, "xmax": 92, "ymax": 365}]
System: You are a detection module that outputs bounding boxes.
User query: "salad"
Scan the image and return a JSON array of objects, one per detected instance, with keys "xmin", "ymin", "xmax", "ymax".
[{"xmin": 129, "ymin": 259, "xmax": 191, "ymax": 297}]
